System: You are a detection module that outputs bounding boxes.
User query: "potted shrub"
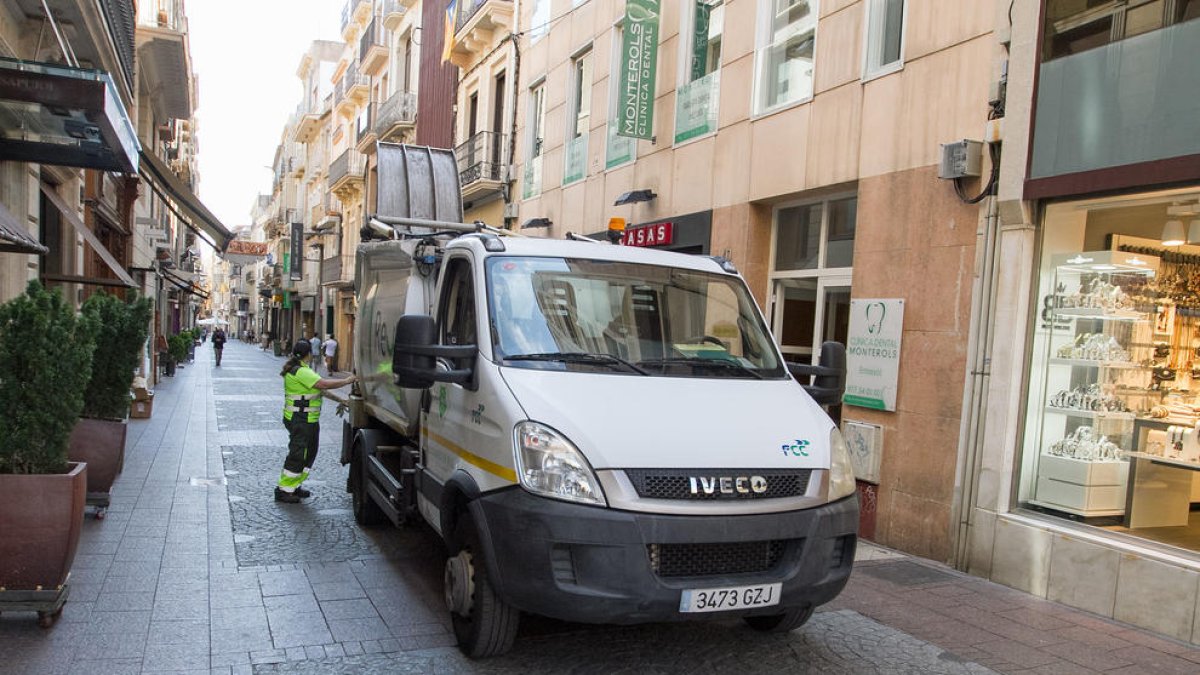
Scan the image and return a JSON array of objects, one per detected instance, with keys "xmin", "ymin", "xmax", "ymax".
[
  {"xmin": 168, "ymin": 333, "xmax": 189, "ymax": 369},
  {"xmin": 68, "ymin": 292, "xmax": 152, "ymax": 505},
  {"xmin": 0, "ymin": 282, "xmax": 97, "ymax": 621}
]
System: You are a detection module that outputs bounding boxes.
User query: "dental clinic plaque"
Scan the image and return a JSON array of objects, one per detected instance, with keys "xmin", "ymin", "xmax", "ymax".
[{"xmin": 844, "ymin": 299, "xmax": 904, "ymax": 412}]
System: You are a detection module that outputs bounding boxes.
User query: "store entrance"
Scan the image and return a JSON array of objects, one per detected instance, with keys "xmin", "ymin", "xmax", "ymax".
[{"xmin": 772, "ymin": 274, "xmax": 851, "ymax": 421}]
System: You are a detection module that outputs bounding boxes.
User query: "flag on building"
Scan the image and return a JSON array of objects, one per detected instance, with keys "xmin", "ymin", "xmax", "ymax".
[{"xmin": 441, "ymin": 0, "xmax": 457, "ymax": 64}]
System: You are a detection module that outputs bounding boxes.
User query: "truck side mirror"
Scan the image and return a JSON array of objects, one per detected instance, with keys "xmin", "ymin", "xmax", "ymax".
[
  {"xmin": 392, "ymin": 315, "xmax": 477, "ymax": 389},
  {"xmin": 788, "ymin": 341, "xmax": 846, "ymax": 407}
]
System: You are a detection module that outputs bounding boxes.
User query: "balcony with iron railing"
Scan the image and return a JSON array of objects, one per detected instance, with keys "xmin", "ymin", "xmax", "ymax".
[
  {"xmin": 359, "ymin": 19, "xmax": 388, "ymax": 75},
  {"xmin": 382, "ymin": 0, "xmax": 407, "ymax": 30},
  {"xmin": 374, "ymin": 90, "xmax": 416, "ymax": 140},
  {"xmin": 334, "ymin": 64, "xmax": 370, "ymax": 116},
  {"xmin": 293, "ymin": 95, "xmax": 330, "ymax": 143},
  {"xmin": 448, "ymin": 0, "xmax": 514, "ymax": 66},
  {"xmin": 329, "ymin": 149, "xmax": 366, "ymax": 194},
  {"xmin": 455, "ymin": 130, "xmax": 507, "ymax": 200},
  {"xmin": 355, "ymin": 102, "xmax": 378, "ymax": 153},
  {"xmin": 340, "ymin": 0, "xmax": 372, "ymax": 39}
]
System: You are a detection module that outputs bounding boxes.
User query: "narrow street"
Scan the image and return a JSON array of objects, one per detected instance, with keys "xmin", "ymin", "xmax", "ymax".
[{"xmin": 2, "ymin": 340, "xmax": 1200, "ymax": 674}]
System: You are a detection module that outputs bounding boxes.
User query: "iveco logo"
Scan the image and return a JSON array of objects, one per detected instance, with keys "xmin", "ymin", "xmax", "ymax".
[{"xmin": 688, "ymin": 475, "xmax": 769, "ymax": 495}]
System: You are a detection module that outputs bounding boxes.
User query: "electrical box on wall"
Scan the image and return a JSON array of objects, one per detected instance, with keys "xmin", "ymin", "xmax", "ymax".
[{"xmin": 939, "ymin": 139, "xmax": 983, "ymax": 179}]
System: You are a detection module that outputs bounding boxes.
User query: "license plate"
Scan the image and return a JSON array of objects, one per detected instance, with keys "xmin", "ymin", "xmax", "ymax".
[{"xmin": 679, "ymin": 582, "xmax": 782, "ymax": 613}]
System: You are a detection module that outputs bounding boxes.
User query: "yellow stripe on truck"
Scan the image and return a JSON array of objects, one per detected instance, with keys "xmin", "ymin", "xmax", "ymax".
[{"xmin": 422, "ymin": 426, "xmax": 518, "ymax": 483}]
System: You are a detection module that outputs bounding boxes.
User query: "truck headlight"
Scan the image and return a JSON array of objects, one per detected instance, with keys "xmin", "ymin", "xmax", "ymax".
[
  {"xmin": 514, "ymin": 422, "xmax": 606, "ymax": 506},
  {"xmin": 828, "ymin": 427, "xmax": 857, "ymax": 501}
]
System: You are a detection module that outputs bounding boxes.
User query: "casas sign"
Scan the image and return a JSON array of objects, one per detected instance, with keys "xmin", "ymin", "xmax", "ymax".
[{"xmin": 622, "ymin": 221, "xmax": 673, "ymax": 247}]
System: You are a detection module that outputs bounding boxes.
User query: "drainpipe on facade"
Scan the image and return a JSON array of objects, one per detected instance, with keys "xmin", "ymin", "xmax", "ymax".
[
  {"xmin": 951, "ymin": 172, "xmax": 1002, "ymax": 570},
  {"xmin": 504, "ymin": 25, "xmax": 521, "ymax": 230}
]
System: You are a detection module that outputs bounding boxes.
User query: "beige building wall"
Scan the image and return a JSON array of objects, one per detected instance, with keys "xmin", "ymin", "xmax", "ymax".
[{"xmin": 514, "ymin": 0, "xmax": 1005, "ymax": 561}]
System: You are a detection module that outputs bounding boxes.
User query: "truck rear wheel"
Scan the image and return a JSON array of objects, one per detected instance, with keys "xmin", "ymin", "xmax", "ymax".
[
  {"xmin": 350, "ymin": 436, "xmax": 386, "ymax": 527},
  {"xmin": 743, "ymin": 606, "xmax": 814, "ymax": 633},
  {"xmin": 445, "ymin": 513, "xmax": 518, "ymax": 658}
]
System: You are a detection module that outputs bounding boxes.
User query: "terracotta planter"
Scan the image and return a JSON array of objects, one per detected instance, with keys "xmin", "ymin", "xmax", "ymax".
[
  {"xmin": 0, "ymin": 463, "xmax": 87, "ymax": 590},
  {"xmin": 68, "ymin": 417, "xmax": 126, "ymax": 496}
]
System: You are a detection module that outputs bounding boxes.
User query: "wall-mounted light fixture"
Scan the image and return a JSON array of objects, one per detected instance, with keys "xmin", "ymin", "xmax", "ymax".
[
  {"xmin": 522, "ymin": 217, "xmax": 553, "ymax": 229},
  {"xmin": 614, "ymin": 189, "xmax": 657, "ymax": 206}
]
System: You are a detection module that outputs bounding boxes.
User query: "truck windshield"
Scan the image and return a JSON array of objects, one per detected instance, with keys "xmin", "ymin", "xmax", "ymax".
[{"xmin": 485, "ymin": 257, "xmax": 786, "ymax": 379}]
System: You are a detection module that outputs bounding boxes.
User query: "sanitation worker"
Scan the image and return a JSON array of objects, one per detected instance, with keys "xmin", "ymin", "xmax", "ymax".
[{"xmin": 276, "ymin": 340, "xmax": 356, "ymax": 503}]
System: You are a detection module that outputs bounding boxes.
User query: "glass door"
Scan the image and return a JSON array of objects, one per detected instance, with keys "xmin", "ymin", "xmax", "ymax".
[{"xmin": 771, "ymin": 273, "xmax": 852, "ymax": 367}]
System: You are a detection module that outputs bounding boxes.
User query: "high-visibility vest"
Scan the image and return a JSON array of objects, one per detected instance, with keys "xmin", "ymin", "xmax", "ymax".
[{"xmin": 283, "ymin": 365, "xmax": 322, "ymax": 422}]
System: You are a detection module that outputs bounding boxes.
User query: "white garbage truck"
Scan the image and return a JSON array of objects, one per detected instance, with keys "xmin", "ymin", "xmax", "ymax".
[{"xmin": 339, "ymin": 144, "xmax": 858, "ymax": 657}]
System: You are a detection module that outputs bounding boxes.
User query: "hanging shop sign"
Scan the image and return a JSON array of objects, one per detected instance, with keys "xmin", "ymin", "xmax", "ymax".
[
  {"xmin": 617, "ymin": 0, "xmax": 661, "ymax": 140},
  {"xmin": 623, "ymin": 221, "xmax": 674, "ymax": 247},
  {"xmin": 289, "ymin": 222, "xmax": 303, "ymax": 281},
  {"xmin": 844, "ymin": 298, "xmax": 904, "ymax": 412}
]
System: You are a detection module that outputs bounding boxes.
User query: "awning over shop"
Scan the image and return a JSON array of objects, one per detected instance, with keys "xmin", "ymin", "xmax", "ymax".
[
  {"xmin": 39, "ymin": 182, "xmax": 135, "ymax": 287},
  {"xmin": 162, "ymin": 266, "xmax": 209, "ymax": 300},
  {"xmin": 138, "ymin": 148, "xmax": 233, "ymax": 252},
  {"xmin": 0, "ymin": 199, "xmax": 48, "ymax": 254}
]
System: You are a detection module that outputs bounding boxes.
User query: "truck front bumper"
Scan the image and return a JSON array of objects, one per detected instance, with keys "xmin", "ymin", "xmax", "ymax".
[{"xmin": 472, "ymin": 488, "xmax": 859, "ymax": 625}]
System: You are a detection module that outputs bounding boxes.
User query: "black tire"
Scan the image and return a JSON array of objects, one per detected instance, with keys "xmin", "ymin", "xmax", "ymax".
[
  {"xmin": 743, "ymin": 606, "xmax": 814, "ymax": 633},
  {"xmin": 350, "ymin": 438, "xmax": 386, "ymax": 527},
  {"xmin": 448, "ymin": 513, "xmax": 519, "ymax": 658}
]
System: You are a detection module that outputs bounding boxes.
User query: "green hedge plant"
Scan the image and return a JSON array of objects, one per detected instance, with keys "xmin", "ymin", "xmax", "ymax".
[
  {"xmin": 168, "ymin": 333, "xmax": 190, "ymax": 363},
  {"xmin": 80, "ymin": 291, "xmax": 152, "ymax": 420},
  {"xmin": 0, "ymin": 282, "xmax": 98, "ymax": 474}
]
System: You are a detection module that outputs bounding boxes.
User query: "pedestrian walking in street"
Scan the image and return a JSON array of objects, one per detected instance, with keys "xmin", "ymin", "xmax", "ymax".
[
  {"xmin": 276, "ymin": 340, "xmax": 356, "ymax": 503},
  {"xmin": 324, "ymin": 334, "xmax": 338, "ymax": 374},
  {"xmin": 211, "ymin": 327, "xmax": 226, "ymax": 366},
  {"xmin": 309, "ymin": 333, "xmax": 323, "ymax": 374}
]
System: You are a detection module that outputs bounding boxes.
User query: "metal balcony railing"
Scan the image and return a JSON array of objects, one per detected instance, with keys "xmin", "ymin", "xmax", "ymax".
[
  {"xmin": 374, "ymin": 90, "xmax": 416, "ymax": 136},
  {"xmin": 340, "ymin": 0, "xmax": 370, "ymax": 35},
  {"xmin": 335, "ymin": 65, "xmax": 369, "ymax": 106},
  {"xmin": 355, "ymin": 102, "xmax": 374, "ymax": 144},
  {"xmin": 359, "ymin": 19, "xmax": 386, "ymax": 63},
  {"xmin": 454, "ymin": 131, "xmax": 507, "ymax": 186},
  {"xmin": 456, "ymin": 0, "xmax": 510, "ymax": 32},
  {"xmin": 329, "ymin": 149, "xmax": 366, "ymax": 186}
]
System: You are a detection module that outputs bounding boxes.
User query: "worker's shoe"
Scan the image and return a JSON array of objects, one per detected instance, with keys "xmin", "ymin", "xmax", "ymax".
[
  {"xmin": 274, "ymin": 487, "xmax": 301, "ymax": 503},
  {"xmin": 294, "ymin": 487, "xmax": 312, "ymax": 499}
]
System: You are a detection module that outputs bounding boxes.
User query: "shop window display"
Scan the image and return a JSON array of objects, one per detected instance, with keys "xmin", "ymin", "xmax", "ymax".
[{"xmin": 1022, "ymin": 194, "xmax": 1200, "ymax": 553}]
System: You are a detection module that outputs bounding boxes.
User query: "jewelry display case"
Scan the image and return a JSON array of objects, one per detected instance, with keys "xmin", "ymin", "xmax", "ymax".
[{"xmin": 1028, "ymin": 251, "xmax": 1160, "ymax": 517}]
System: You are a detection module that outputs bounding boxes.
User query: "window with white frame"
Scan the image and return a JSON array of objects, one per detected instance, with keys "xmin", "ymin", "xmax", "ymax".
[
  {"xmin": 769, "ymin": 195, "xmax": 857, "ymax": 368},
  {"xmin": 564, "ymin": 48, "xmax": 592, "ymax": 185},
  {"xmin": 530, "ymin": 0, "xmax": 550, "ymax": 43},
  {"xmin": 754, "ymin": 0, "xmax": 819, "ymax": 114},
  {"xmin": 606, "ymin": 23, "xmax": 636, "ymax": 169},
  {"xmin": 523, "ymin": 82, "xmax": 546, "ymax": 199},
  {"xmin": 676, "ymin": 0, "xmax": 724, "ymax": 143},
  {"xmin": 864, "ymin": 0, "xmax": 905, "ymax": 78}
]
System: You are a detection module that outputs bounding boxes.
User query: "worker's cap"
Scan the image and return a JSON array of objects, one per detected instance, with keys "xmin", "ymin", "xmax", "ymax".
[{"xmin": 291, "ymin": 340, "xmax": 312, "ymax": 357}]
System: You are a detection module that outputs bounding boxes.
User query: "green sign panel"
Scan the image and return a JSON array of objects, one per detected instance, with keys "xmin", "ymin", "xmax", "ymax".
[
  {"xmin": 844, "ymin": 299, "xmax": 905, "ymax": 412},
  {"xmin": 617, "ymin": 0, "xmax": 661, "ymax": 140}
]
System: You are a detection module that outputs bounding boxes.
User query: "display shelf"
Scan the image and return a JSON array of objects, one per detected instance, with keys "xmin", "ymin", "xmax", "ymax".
[
  {"xmin": 1124, "ymin": 451, "xmax": 1200, "ymax": 471},
  {"xmin": 1047, "ymin": 358, "xmax": 1145, "ymax": 369},
  {"xmin": 1043, "ymin": 407, "xmax": 1134, "ymax": 421},
  {"xmin": 1051, "ymin": 308, "xmax": 1147, "ymax": 321}
]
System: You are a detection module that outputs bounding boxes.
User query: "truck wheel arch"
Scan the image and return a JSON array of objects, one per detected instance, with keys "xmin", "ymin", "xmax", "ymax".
[{"xmin": 439, "ymin": 470, "xmax": 482, "ymax": 546}]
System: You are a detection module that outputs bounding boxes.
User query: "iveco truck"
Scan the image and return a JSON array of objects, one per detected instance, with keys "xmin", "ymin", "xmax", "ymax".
[{"xmin": 339, "ymin": 144, "xmax": 858, "ymax": 657}]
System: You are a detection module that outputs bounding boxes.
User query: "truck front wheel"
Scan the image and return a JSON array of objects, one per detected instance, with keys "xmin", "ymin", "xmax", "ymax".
[
  {"xmin": 743, "ymin": 606, "xmax": 814, "ymax": 633},
  {"xmin": 445, "ymin": 513, "xmax": 519, "ymax": 658},
  {"xmin": 350, "ymin": 437, "xmax": 386, "ymax": 527}
]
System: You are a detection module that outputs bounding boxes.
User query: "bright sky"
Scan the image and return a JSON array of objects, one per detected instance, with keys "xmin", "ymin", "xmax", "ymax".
[{"xmin": 187, "ymin": 0, "xmax": 344, "ymax": 233}]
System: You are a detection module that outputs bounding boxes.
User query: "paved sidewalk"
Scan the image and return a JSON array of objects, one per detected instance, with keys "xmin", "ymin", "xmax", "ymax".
[{"xmin": 3, "ymin": 340, "xmax": 1200, "ymax": 674}]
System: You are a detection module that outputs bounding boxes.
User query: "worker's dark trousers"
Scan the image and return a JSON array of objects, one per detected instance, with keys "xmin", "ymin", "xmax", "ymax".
[
  {"xmin": 214, "ymin": 347, "xmax": 223, "ymax": 366},
  {"xmin": 278, "ymin": 416, "xmax": 319, "ymax": 492}
]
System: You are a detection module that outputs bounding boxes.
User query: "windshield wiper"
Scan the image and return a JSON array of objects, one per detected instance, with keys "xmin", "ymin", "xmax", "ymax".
[
  {"xmin": 638, "ymin": 357, "xmax": 764, "ymax": 379},
  {"xmin": 506, "ymin": 352, "xmax": 650, "ymax": 375}
]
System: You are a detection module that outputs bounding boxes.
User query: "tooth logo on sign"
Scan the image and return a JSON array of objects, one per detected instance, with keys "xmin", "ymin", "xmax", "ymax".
[{"xmin": 781, "ymin": 439, "xmax": 810, "ymax": 457}]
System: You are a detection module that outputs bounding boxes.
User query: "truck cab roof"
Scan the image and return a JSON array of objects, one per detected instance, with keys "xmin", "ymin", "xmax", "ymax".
[{"xmin": 445, "ymin": 235, "xmax": 732, "ymax": 275}]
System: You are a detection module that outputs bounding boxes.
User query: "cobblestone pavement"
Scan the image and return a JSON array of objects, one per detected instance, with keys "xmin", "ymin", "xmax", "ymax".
[{"xmin": 3, "ymin": 341, "xmax": 1200, "ymax": 674}]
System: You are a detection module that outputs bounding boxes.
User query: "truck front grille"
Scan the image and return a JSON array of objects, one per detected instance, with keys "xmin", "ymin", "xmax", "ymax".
[
  {"xmin": 624, "ymin": 469, "xmax": 811, "ymax": 500},
  {"xmin": 647, "ymin": 540, "xmax": 788, "ymax": 578}
]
